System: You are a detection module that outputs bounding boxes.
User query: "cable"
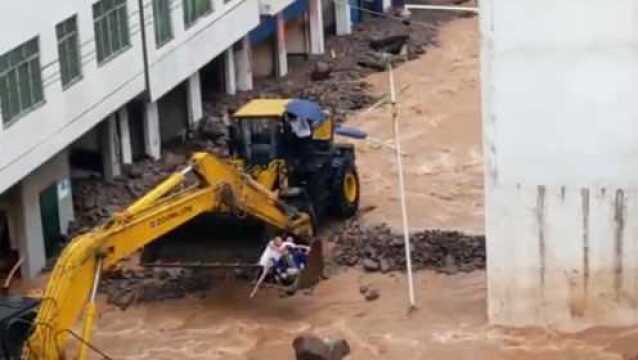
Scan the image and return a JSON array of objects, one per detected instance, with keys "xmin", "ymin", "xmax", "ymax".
[
  {"xmin": 56, "ymin": 329, "xmax": 114, "ymax": 360},
  {"xmin": 332, "ymin": 0, "xmax": 446, "ymax": 30}
]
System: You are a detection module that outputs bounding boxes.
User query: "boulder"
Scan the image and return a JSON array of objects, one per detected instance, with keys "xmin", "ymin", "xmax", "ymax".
[
  {"xmin": 311, "ymin": 61, "xmax": 333, "ymax": 81},
  {"xmin": 362, "ymin": 258, "xmax": 380, "ymax": 272},
  {"xmin": 364, "ymin": 288, "xmax": 380, "ymax": 302},
  {"xmin": 293, "ymin": 334, "xmax": 332, "ymax": 360},
  {"xmin": 293, "ymin": 334, "xmax": 351, "ymax": 360}
]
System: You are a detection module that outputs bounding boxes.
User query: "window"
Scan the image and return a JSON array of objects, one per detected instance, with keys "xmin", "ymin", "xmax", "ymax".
[
  {"xmin": 93, "ymin": 0, "xmax": 131, "ymax": 64},
  {"xmin": 183, "ymin": 0, "xmax": 212, "ymax": 28},
  {"xmin": 153, "ymin": 0, "xmax": 173, "ymax": 47},
  {"xmin": 0, "ymin": 38, "xmax": 44, "ymax": 126},
  {"xmin": 56, "ymin": 16, "xmax": 82, "ymax": 88}
]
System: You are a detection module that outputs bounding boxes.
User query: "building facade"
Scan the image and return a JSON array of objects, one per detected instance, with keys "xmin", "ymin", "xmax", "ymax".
[
  {"xmin": 481, "ymin": 0, "xmax": 638, "ymax": 329},
  {"xmin": 0, "ymin": 0, "xmax": 353, "ymax": 278}
]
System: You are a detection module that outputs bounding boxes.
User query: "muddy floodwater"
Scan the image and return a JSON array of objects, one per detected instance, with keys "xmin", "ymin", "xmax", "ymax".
[{"xmin": 92, "ymin": 269, "xmax": 638, "ymax": 359}]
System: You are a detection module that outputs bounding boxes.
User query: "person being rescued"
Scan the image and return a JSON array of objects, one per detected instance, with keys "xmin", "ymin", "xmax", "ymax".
[{"xmin": 251, "ymin": 235, "xmax": 310, "ymax": 297}]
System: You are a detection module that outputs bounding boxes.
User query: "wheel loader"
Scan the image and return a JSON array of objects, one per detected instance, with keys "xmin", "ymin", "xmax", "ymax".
[{"xmin": 0, "ymin": 98, "xmax": 360, "ymax": 359}]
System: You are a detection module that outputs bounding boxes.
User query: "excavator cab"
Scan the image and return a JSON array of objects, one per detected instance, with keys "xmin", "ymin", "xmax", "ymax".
[{"xmin": 0, "ymin": 296, "xmax": 39, "ymax": 359}]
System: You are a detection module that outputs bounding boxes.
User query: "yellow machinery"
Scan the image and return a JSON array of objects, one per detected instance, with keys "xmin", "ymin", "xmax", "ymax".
[{"xmin": 0, "ymin": 98, "xmax": 360, "ymax": 359}]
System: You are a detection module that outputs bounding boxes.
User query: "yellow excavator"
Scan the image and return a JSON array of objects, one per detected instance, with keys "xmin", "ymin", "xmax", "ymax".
[{"xmin": 0, "ymin": 99, "xmax": 361, "ymax": 359}]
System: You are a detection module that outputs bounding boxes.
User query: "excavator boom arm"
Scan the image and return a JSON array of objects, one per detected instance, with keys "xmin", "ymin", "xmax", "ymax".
[{"xmin": 24, "ymin": 152, "xmax": 312, "ymax": 359}]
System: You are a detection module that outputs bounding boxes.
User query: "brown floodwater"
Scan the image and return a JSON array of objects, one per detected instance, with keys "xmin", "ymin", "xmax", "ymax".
[{"xmin": 90, "ymin": 269, "xmax": 638, "ymax": 359}]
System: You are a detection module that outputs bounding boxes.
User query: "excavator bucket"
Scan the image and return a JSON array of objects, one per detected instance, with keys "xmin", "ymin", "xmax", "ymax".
[
  {"xmin": 297, "ymin": 239, "xmax": 324, "ymax": 289},
  {"xmin": 141, "ymin": 213, "xmax": 270, "ymax": 266},
  {"xmin": 140, "ymin": 212, "xmax": 325, "ymax": 292}
]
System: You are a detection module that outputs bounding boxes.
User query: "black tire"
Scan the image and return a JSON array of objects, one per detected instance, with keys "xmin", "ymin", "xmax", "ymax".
[{"xmin": 333, "ymin": 163, "xmax": 360, "ymax": 218}]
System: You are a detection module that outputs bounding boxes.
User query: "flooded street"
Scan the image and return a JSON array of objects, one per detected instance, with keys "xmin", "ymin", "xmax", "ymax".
[
  {"xmin": 93, "ymin": 269, "xmax": 638, "ymax": 359},
  {"xmin": 347, "ymin": 17, "xmax": 484, "ymax": 234}
]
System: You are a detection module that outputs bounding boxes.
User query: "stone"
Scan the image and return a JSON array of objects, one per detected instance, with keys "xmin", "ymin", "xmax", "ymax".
[
  {"xmin": 379, "ymin": 258, "xmax": 391, "ymax": 273},
  {"xmin": 293, "ymin": 334, "xmax": 331, "ymax": 360},
  {"xmin": 364, "ymin": 288, "xmax": 380, "ymax": 301},
  {"xmin": 111, "ymin": 290, "xmax": 136, "ymax": 310},
  {"xmin": 311, "ymin": 61, "xmax": 333, "ymax": 81},
  {"xmin": 163, "ymin": 152, "xmax": 186, "ymax": 169},
  {"xmin": 369, "ymin": 34, "xmax": 410, "ymax": 55},
  {"xmin": 440, "ymin": 254, "xmax": 459, "ymax": 275},
  {"xmin": 326, "ymin": 338, "xmax": 351, "ymax": 359},
  {"xmin": 81, "ymin": 196, "xmax": 98, "ymax": 210},
  {"xmin": 362, "ymin": 258, "xmax": 380, "ymax": 272},
  {"xmin": 124, "ymin": 165, "xmax": 143, "ymax": 179}
]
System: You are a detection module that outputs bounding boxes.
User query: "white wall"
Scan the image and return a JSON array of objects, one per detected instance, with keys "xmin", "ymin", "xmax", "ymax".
[
  {"xmin": 8, "ymin": 150, "xmax": 73, "ymax": 278},
  {"xmin": 0, "ymin": 0, "xmax": 146, "ymax": 195},
  {"xmin": 260, "ymin": 0, "xmax": 296, "ymax": 15},
  {"xmin": 143, "ymin": 0, "xmax": 260, "ymax": 101},
  {"xmin": 481, "ymin": 0, "xmax": 638, "ymax": 330}
]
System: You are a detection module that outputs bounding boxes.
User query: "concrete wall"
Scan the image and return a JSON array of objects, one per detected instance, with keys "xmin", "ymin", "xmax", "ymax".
[
  {"xmin": 285, "ymin": 16, "xmax": 308, "ymax": 54},
  {"xmin": 253, "ymin": 40, "xmax": 275, "ymax": 78},
  {"xmin": 0, "ymin": 0, "xmax": 146, "ymax": 195},
  {"xmin": 4, "ymin": 151, "xmax": 74, "ymax": 278},
  {"xmin": 481, "ymin": 0, "xmax": 638, "ymax": 329},
  {"xmin": 142, "ymin": 0, "xmax": 260, "ymax": 101}
]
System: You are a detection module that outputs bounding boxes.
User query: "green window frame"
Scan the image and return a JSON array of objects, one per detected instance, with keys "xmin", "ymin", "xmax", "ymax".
[
  {"xmin": 93, "ymin": 0, "xmax": 131, "ymax": 64},
  {"xmin": 153, "ymin": 0, "xmax": 174, "ymax": 47},
  {"xmin": 183, "ymin": 0, "xmax": 212, "ymax": 28},
  {"xmin": 56, "ymin": 15, "xmax": 82, "ymax": 88},
  {"xmin": 0, "ymin": 38, "xmax": 45, "ymax": 126}
]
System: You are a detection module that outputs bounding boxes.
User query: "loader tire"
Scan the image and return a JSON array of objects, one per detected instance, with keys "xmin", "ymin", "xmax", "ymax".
[{"xmin": 333, "ymin": 163, "xmax": 360, "ymax": 218}]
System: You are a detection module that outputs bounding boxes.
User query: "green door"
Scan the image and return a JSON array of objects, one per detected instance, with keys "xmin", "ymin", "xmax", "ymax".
[{"xmin": 39, "ymin": 183, "xmax": 61, "ymax": 259}]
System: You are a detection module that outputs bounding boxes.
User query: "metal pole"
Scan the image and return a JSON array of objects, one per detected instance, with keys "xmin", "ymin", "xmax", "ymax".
[
  {"xmin": 404, "ymin": 4, "xmax": 479, "ymax": 13},
  {"xmin": 250, "ymin": 265, "xmax": 271, "ymax": 298},
  {"xmin": 388, "ymin": 63, "xmax": 416, "ymax": 310}
]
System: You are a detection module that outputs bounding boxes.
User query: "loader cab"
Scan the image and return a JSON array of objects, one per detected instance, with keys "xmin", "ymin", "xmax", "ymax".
[
  {"xmin": 230, "ymin": 99, "xmax": 334, "ymax": 166},
  {"xmin": 231, "ymin": 116, "xmax": 283, "ymax": 165}
]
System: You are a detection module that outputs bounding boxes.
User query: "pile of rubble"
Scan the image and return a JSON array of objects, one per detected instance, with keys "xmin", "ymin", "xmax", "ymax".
[
  {"xmin": 69, "ymin": 125, "xmax": 231, "ymax": 236},
  {"xmin": 206, "ymin": 11, "xmax": 462, "ymax": 122},
  {"xmin": 100, "ymin": 268, "xmax": 214, "ymax": 309},
  {"xmin": 331, "ymin": 220, "xmax": 485, "ymax": 275},
  {"xmin": 69, "ymin": 153, "xmax": 186, "ymax": 235}
]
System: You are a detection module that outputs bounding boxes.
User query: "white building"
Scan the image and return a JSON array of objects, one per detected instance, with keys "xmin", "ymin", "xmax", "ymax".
[
  {"xmin": 481, "ymin": 0, "xmax": 638, "ymax": 329},
  {"xmin": 0, "ymin": 0, "xmax": 353, "ymax": 279}
]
